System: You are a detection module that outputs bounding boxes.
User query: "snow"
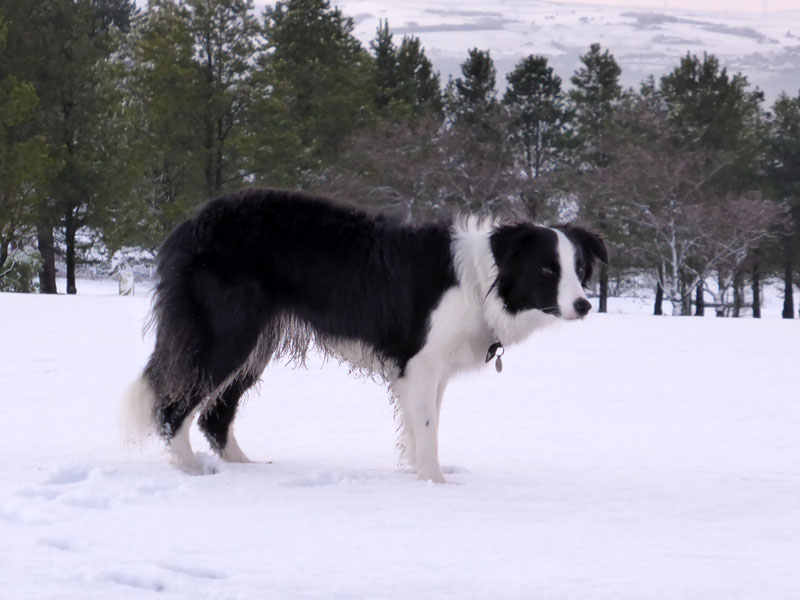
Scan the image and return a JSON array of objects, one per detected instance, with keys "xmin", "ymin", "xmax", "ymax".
[{"xmin": 2, "ymin": 280, "xmax": 799, "ymax": 599}]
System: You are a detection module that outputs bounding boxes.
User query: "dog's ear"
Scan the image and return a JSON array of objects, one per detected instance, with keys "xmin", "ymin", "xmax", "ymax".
[
  {"xmin": 557, "ymin": 224, "xmax": 608, "ymax": 284},
  {"xmin": 489, "ymin": 224, "xmax": 544, "ymax": 313},
  {"xmin": 489, "ymin": 224, "xmax": 531, "ymax": 273},
  {"xmin": 573, "ymin": 225, "xmax": 608, "ymax": 265}
]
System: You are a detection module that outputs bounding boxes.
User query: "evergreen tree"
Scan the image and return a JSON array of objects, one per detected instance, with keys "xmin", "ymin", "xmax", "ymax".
[
  {"xmin": 660, "ymin": 53, "xmax": 766, "ymax": 314},
  {"xmin": 259, "ymin": 0, "xmax": 373, "ymax": 178},
  {"xmin": 0, "ymin": 14, "xmax": 57, "ymax": 286},
  {"xmin": 396, "ymin": 35, "xmax": 442, "ymax": 115},
  {"xmin": 503, "ymin": 55, "xmax": 570, "ymax": 219},
  {"xmin": 130, "ymin": 0, "xmax": 262, "ymax": 236},
  {"xmin": 446, "ymin": 48, "xmax": 498, "ymax": 127},
  {"xmin": 135, "ymin": 0, "xmax": 260, "ymax": 202},
  {"xmin": 660, "ymin": 52, "xmax": 763, "ymax": 192},
  {"xmin": 371, "ymin": 19, "xmax": 398, "ymax": 112},
  {"xmin": 569, "ymin": 43, "xmax": 623, "ymax": 312},
  {"xmin": 369, "ymin": 21, "xmax": 442, "ymax": 119},
  {"xmin": 570, "ymin": 43, "xmax": 622, "ymax": 168},
  {"xmin": 189, "ymin": 0, "xmax": 262, "ymax": 196},
  {"xmin": 767, "ymin": 92, "xmax": 800, "ymax": 318},
  {"xmin": 128, "ymin": 1, "xmax": 207, "ymax": 232},
  {"xmin": 0, "ymin": 0, "xmax": 137, "ymax": 293},
  {"xmin": 438, "ymin": 49, "xmax": 521, "ymax": 215}
]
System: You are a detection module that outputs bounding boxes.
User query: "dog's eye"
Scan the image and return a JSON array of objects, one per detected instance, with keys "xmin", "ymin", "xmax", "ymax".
[
  {"xmin": 576, "ymin": 265, "xmax": 585, "ymax": 277},
  {"xmin": 541, "ymin": 267, "xmax": 555, "ymax": 276}
]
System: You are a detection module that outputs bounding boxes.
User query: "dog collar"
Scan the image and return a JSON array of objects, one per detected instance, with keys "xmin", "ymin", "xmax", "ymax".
[{"xmin": 485, "ymin": 341, "xmax": 504, "ymax": 373}]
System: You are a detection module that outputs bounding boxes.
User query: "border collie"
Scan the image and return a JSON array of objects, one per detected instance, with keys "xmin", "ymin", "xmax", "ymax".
[{"xmin": 125, "ymin": 188, "xmax": 606, "ymax": 482}]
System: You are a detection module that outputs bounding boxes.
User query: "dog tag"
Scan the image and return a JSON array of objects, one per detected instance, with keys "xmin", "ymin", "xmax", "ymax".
[
  {"xmin": 486, "ymin": 342, "xmax": 505, "ymax": 373},
  {"xmin": 488, "ymin": 343, "xmax": 504, "ymax": 374}
]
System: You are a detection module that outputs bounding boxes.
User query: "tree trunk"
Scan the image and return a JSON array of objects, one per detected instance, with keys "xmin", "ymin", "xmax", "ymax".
[
  {"xmin": 215, "ymin": 117, "xmax": 225, "ymax": 193},
  {"xmin": 715, "ymin": 270, "xmax": 725, "ymax": 317},
  {"xmin": 732, "ymin": 269, "xmax": 742, "ymax": 318},
  {"xmin": 654, "ymin": 266, "xmax": 664, "ymax": 316},
  {"xmin": 752, "ymin": 260, "xmax": 761, "ymax": 319},
  {"xmin": 680, "ymin": 269, "xmax": 691, "ymax": 316},
  {"xmin": 65, "ymin": 208, "xmax": 77, "ymax": 295},
  {"xmin": 0, "ymin": 240, "xmax": 8, "ymax": 274},
  {"xmin": 695, "ymin": 281, "xmax": 704, "ymax": 316},
  {"xmin": 783, "ymin": 245, "xmax": 794, "ymax": 319},
  {"xmin": 598, "ymin": 263, "xmax": 608, "ymax": 313},
  {"xmin": 37, "ymin": 224, "xmax": 58, "ymax": 294}
]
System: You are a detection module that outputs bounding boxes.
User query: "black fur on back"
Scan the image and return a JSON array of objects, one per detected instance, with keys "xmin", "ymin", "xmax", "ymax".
[{"xmin": 144, "ymin": 188, "xmax": 457, "ymax": 433}]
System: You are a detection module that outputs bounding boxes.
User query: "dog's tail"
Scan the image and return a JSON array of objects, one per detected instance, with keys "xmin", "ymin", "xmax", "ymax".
[{"xmin": 121, "ymin": 374, "xmax": 157, "ymax": 446}]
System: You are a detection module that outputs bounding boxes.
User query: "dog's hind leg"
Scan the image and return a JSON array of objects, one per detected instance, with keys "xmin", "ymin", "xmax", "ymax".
[
  {"xmin": 198, "ymin": 372, "xmax": 260, "ymax": 463},
  {"xmin": 145, "ymin": 362, "xmax": 209, "ymax": 472},
  {"xmin": 160, "ymin": 398, "xmax": 204, "ymax": 472},
  {"xmin": 144, "ymin": 327, "xmax": 262, "ymax": 472},
  {"xmin": 198, "ymin": 324, "xmax": 276, "ymax": 463}
]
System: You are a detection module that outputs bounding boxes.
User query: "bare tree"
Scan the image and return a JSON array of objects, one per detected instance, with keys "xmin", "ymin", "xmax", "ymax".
[
  {"xmin": 702, "ymin": 195, "xmax": 786, "ymax": 316},
  {"xmin": 583, "ymin": 95, "xmax": 783, "ymax": 315},
  {"xmin": 315, "ymin": 112, "xmax": 529, "ymax": 222}
]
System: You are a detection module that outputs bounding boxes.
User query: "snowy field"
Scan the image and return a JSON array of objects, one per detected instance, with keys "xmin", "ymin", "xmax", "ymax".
[{"xmin": 2, "ymin": 280, "xmax": 799, "ymax": 599}]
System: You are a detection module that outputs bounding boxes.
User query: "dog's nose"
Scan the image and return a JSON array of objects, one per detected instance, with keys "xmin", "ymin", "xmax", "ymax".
[{"xmin": 574, "ymin": 298, "xmax": 592, "ymax": 317}]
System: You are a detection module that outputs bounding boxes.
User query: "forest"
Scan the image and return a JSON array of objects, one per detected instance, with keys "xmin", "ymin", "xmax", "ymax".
[{"xmin": 1, "ymin": 0, "xmax": 799, "ymax": 318}]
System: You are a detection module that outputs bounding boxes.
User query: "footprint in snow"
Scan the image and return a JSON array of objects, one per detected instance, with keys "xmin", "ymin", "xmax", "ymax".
[
  {"xmin": 283, "ymin": 470, "xmax": 374, "ymax": 487},
  {"xmin": 60, "ymin": 493, "xmax": 113, "ymax": 510},
  {"xmin": 0, "ymin": 502, "xmax": 51, "ymax": 525},
  {"xmin": 157, "ymin": 562, "xmax": 226, "ymax": 580},
  {"xmin": 15, "ymin": 487, "xmax": 62, "ymax": 500},
  {"xmin": 45, "ymin": 465, "xmax": 91, "ymax": 485},
  {"xmin": 104, "ymin": 572, "xmax": 165, "ymax": 592},
  {"xmin": 38, "ymin": 538, "xmax": 78, "ymax": 552}
]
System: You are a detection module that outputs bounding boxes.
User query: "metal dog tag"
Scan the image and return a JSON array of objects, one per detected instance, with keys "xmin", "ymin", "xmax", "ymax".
[{"xmin": 495, "ymin": 355, "xmax": 503, "ymax": 373}]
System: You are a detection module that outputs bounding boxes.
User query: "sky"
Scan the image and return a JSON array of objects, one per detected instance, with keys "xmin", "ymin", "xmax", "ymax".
[{"xmin": 554, "ymin": 0, "xmax": 799, "ymax": 12}]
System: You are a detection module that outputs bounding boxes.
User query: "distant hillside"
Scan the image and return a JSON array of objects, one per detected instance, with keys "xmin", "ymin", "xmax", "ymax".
[{"xmin": 337, "ymin": 0, "xmax": 800, "ymax": 101}]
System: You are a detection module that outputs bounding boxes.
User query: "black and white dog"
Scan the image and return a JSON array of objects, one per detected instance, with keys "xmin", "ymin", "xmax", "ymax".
[{"xmin": 126, "ymin": 188, "xmax": 606, "ymax": 482}]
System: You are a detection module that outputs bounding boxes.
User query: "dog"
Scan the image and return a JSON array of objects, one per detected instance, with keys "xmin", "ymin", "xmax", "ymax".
[{"xmin": 125, "ymin": 188, "xmax": 607, "ymax": 482}]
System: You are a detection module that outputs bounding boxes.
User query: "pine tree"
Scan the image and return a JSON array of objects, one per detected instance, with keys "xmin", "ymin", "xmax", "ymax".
[
  {"xmin": 0, "ymin": 15, "xmax": 57, "ymax": 287},
  {"xmin": 767, "ymin": 92, "xmax": 800, "ymax": 318},
  {"xmin": 371, "ymin": 19, "xmax": 398, "ymax": 112},
  {"xmin": 660, "ymin": 53, "xmax": 766, "ymax": 314},
  {"xmin": 503, "ymin": 55, "xmax": 570, "ymax": 219},
  {"xmin": 396, "ymin": 35, "xmax": 442, "ymax": 115},
  {"xmin": 660, "ymin": 53, "xmax": 763, "ymax": 192},
  {"xmin": 0, "ymin": 0, "xmax": 137, "ymax": 293},
  {"xmin": 570, "ymin": 43, "xmax": 622, "ymax": 169},
  {"xmin": 446, "ymin": 48, "xmax": 498, "ymax": 127},
  {"xmin": 259, "ymin": 0, "xmax": 373, "ymax": 178},
  {"xmin": 569, "ymin": 43, "xmax": 622, "ymax": 312},
  {"xmin": 369, "ymin": 21, "xmax": 442, "ymax": 119},
  {"xmin": 129, "ymin": 0, "xmax": 262, "ymax": 237}
]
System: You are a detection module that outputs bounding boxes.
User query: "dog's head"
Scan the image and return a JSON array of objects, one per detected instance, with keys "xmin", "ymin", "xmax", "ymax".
[{"xmin": 489, "ymin": 222, "xmax": 607, "ymax": 321}]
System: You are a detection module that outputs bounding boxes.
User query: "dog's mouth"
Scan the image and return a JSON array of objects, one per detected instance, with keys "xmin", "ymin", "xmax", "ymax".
[{"xmin": 541, "ymin": 306, "xmax": 561, "ymax": 317}]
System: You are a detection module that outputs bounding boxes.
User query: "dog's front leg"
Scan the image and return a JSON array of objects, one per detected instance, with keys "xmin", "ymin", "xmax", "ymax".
[{"xmin": 396, "ymin": 358, "xmax": 446, "ymax": 483}]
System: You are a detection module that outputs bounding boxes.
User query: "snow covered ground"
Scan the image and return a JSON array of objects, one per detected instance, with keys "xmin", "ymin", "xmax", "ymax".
[{"xmin": 2, "ymin": 280, "xmax": 799, "ymax": 599}]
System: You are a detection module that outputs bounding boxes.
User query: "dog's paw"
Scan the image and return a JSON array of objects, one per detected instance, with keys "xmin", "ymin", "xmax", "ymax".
[
  {"xmin": 172, "ymin": 452, "xmax": 219, "ymax": 475},
  {"xmin": 416, "ymin": 469, "xmax": 447, "ymax": 484}
]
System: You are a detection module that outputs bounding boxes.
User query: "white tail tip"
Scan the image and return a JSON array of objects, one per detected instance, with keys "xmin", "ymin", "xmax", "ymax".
[{"xmin": 121, "ymin": 376, "xmax": 156, "ymax": 446}]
